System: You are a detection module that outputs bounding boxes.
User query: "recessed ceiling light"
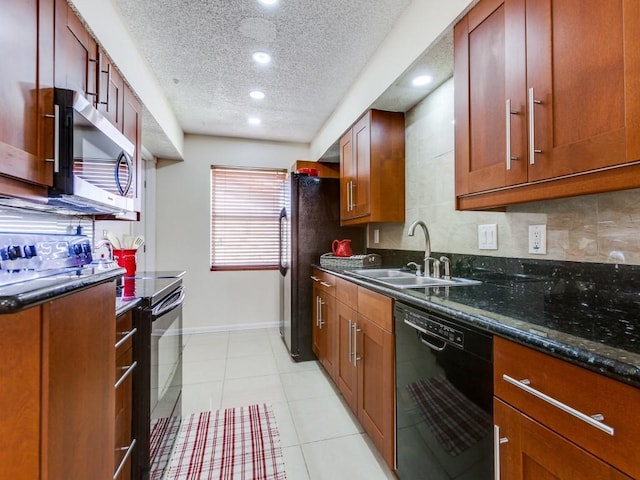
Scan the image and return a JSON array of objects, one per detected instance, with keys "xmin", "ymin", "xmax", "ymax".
[
  {"xmin": 250, "ymin": 90, "xmax": 265, "ymax": 100},
  {"xmin": 412, "ymin": 75, "xmax": 433, "ymax": 87},
  {"xmin": 248, "ymin": 117, "xmax": 261, "ymax": 126},
  {"xmin": 258, "ymin": 0, "xmax": 278, "ymax": 5},
  {"xmin": 252, "ymin": 51, "xmax": 271, "ymax": 65}
]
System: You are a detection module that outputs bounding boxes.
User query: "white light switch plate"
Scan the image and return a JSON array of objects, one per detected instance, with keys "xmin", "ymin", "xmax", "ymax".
[
  {"xmin": 529, "ymin": 225, "xmax": 547, "ymax": 254},
  {"xmin": 478, "ymin": 224, "xmax": 498, "ymax": 250}
]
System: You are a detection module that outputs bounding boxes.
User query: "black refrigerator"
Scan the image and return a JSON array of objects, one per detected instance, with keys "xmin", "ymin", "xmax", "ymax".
[{"xmin": 279, "ymin": 173, "xmax": 364, "ymax": 361}]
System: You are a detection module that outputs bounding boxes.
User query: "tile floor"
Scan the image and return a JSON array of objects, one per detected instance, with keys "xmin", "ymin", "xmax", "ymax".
[{"xmin": 179, "ymin": 327, "xmax": 396, "ymax": 480}]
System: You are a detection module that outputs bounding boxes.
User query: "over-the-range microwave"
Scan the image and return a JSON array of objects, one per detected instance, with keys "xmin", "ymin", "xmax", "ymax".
[{"xmin": 48, "ymin": 88, "xmax": 137, "ymax": 215}]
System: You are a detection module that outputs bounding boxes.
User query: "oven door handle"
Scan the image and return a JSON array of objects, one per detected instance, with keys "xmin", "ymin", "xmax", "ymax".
[{"xmin": 151, "ymin": 288, "xmax": 185, "ymax": 317}]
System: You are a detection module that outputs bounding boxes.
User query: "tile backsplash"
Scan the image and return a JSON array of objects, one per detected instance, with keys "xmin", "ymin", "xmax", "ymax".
[
  {"xmin": 0, "ymin": 205, "xmax": 93, "ymax": 239},
  {"xmin": 370, "ymin": 78, "xmax": 640, "ymax": 266}
]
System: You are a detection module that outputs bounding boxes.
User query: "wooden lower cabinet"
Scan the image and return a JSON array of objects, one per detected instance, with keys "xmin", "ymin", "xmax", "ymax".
[
  {"xmin": 115, "ymin": 309, "xmax": 136, "ymax": 480},
  {"xmin": 311, "ymin": 273, "xmax": 337, "ymax": 380},
  {"xmin": 494, "ymin": 337, "xmax": 639, "ymax": 479},
  {"xmin": 335, "ymin": 279, "xmax": 396, "ymax": 469},
  {"xmin": 335, "ymin": 300, "xmax": 357, "ymax": 411},
  {"xmin": 0, "ymin": 281, "xmax": 116, "ymax": 480},
  {"xmin": 356, "ymin": 309, "xmax": 394, "ymax": 468},
  {"xmin": 494, "ymin": 399, "xmax": 631, "ymax": 479}
]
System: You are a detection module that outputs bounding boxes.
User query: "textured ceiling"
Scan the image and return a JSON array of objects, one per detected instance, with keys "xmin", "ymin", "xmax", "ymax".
[{"xmin": 111, "ymin": 0, "xmax": 424, "ymax": 150}]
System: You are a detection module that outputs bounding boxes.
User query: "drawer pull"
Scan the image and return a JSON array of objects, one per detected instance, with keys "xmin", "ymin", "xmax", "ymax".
[
  {"xmin": 320, "ymin": 281, "xmax": 333, "ymax": 288},
  {"xmin": 113, "ymin": 438, "xmax": 136, "ymax": 480},
  {"xmin": 502, "ymin": 374, "xmax": 615, "ymax": 436},
  {"xmin": 310, "ymin": 276, "xmax": 320, "ymax": 282},
  {"xmin": 115, "ymin": 327, "xmax": 137, "ymax": 349},
  {"xmin": 115, "ymin": 361, "xmax": 137, "ymax": 389}
]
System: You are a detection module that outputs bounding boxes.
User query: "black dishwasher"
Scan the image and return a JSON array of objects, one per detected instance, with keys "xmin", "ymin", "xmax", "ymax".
[{"xmin": 395, "ymin": 302, "xmax": 493, "ymax": 479}]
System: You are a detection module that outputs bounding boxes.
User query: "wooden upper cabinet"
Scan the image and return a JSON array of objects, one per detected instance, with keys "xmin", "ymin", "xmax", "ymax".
[
  {"xmin": 455, "ymin": 0, "xmax": 640, "ymax": 210},
  {"xmin": 339, "ymin": 128, "xmax": 355, "ymax": 220},
  {"xmin": 339, "ymin": 110, "xmax": 405, "ymax": 226},
  {"xmin": 0, "ymin": 0, "xmax": 54, "ymax": 189},
  {"xmin": 98, "ymin": 48, "xmax": 124, "ymax": 131},
  {"xmin": 54, "ymin": 2, "xmax": 98, "ymax": 102}
]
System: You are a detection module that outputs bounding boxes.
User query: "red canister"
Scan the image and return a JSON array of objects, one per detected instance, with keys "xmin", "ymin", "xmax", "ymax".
[{"xmin": 113, "ymin": 249, "xmax": 137, "ymax": 277}]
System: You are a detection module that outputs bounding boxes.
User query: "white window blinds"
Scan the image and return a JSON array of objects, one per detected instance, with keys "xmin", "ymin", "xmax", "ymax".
[{"xmin": 210, "ymin": 166, "xmax": 286, "ymax": 270}]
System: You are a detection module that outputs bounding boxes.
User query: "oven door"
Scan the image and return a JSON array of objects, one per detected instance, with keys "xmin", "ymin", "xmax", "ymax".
[{"xmin": 149, "ymin": 287, "xmax": 184, "ymax": 476}]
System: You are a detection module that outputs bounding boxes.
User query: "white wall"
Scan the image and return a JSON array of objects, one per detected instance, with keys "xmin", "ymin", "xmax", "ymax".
[{"xmin": 155, "ymin": 135, "xmax": 310, "ymax": 333}]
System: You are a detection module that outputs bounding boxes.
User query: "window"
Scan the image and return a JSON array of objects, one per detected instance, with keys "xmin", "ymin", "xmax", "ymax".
[{"xmin": 210, "ymin": 166, "xmax": 286, "ymax": 270}]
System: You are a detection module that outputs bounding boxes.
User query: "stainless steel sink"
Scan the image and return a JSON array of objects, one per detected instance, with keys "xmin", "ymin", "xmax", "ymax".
[
  {"xmin": 350, "ymin": 268, "xmax": 416, "ymax": 279},
  {"xmin": 349, "ymin": 268, "xmax": 480, "ymax": 289}
]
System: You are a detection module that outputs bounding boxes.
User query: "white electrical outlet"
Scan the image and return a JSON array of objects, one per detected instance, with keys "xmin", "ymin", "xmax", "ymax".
[
  {"xmin": 478, "ymin": 224, "xmax": 498, "ymax": 250},
  {"xmin": 373, "ymin": 228, "xmax": 380, "ymax": 244},
  {"xmin": 529, "ymin": 225, "xmax": 547, "ymax": 254}
]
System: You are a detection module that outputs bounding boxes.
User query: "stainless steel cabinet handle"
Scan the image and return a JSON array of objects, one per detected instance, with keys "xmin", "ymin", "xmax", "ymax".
[
  {"xmin": 348, "ymin": 319, "xmax": 352, "ymax": 360},
  {"xmin": 113, "ymin": 438, "xmax": 136, "ymax": 480},
  {"xmin": 350, "ymin": 181, "xmax": 356, "ymax": 209},
  {"xmin": 310, "ymin": 276, "xmax": 320, "ymax": 282},
  {"xmin": 115, "ymin": 327, "xmax": 137, "ymax": 349},
  {"xmin": 528, "ymin": 87, "xmax": 542, "ymax": 164},
  {"xmin": 502, "ymin": 374, "xmax": 615, "ymax": 436},
  {"xmin": 320, "ymin": 281, "xmax": 333, "ymax": 288},
  {"xmin": 115, "ymin": 361, "xmax": 137, "ymax": 389},
  {"xmin": 352, "ymin": 322, "xmax": 360, "ymax": 366},
  {"xmin": 318, "ymin": 298, "xmax": 324, "ymax": 327},
  {"xmin": 346, "ymin": 180, "xmax": 351, "ymax": 212},
  {"xmin": 315, "ymin": 296, "xmax": 320, "ymax": 326},
  {"xmin": 493, "ymin": 425, "xmax": 509, "ymax": 480},
  {"xmin": 44, "ymin": 105, "xmax": 60, "ymax": 170},
  {"xmin": 505, "ymin": 99, "xmax": 518, "ymax": 170}
]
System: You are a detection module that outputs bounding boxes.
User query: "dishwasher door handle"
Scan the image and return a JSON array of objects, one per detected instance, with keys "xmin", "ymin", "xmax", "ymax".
[{"xmin": 404, "ymin": 319, "xmax": 447, "ymax": 352}]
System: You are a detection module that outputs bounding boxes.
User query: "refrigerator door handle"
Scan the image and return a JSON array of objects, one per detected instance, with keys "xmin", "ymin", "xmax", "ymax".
[{"xmin": 279, "ymin": 207, "xmax": 289, "ymax": 276}]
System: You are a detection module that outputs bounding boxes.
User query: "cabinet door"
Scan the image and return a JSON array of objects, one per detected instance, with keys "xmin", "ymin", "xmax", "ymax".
[
  {"xmin": 43, "ymin": 282, "xmax": 116, "ymax": 480},
  {"xmin": 317, "ymin": 289, "xmax": 336, "ymax": 378},
  {"xmin": 526, "ymin": 0, "xmax": 639, "ymax": 181},
  {"xmin": 123, "ymin": 85, "xmax": 142, "ymax": 212},
  {"xmin": 336, "ymin": 300, "xmax": 358, "ymax": 411},
  {"xmin": 455, "ymin": 0, "xmax": 528, "ymax": 195},
  {"xmin": 0, "ymin": 307, "xmax": 42, "ymax": 480},
  {"xmin": 98, "ymin": 48, "xmax": 124, "ymax": 130},
  {"xmin": 494, "ymin": 399, "xmax": 632, "ymax": 480},
  {"xmin": 0, "ymin": 0, "xmax": 54, "ymax": 187},
  {"xmin": 357, "ymin": 314, "xmax": 394, "ymax": 468},
  {"xmin": 339, "ymin": 129, "xmax": 355, "ymax": 220},
  {"xmin": 55, "ymin": 2, "xmax": 98, "ymax": 101},
  {"xmin": 352, "ymin": 113, "xmax": 371, "ymax": 219}
]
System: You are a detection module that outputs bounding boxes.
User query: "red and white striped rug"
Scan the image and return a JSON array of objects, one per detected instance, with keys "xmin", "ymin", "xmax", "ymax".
[{"xmin": 164, "ymin": 403, "xmax": 287, "ymax": 480}]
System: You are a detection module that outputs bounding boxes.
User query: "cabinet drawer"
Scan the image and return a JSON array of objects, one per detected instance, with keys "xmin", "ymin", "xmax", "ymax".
[
  {"xmin": 357, "ymin": 286, "xmax": 392, "ymax": 332},
  {"xmin": 336, "ymin": 277, "xmax": 357, "ymax": 305},
  {"xmin": 115, "ymin": 311, "xmax": 134, "ymax": 354},
  {"xmin": 494, "ymin": 337, "xmax": 640, "ymax": 478},
  {"xmin": 311, "ymin": 269, "xmax": 336, "ymax": 296}
]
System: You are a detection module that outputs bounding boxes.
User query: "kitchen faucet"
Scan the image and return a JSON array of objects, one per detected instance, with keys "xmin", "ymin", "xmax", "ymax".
[{"xmin": 408, "ymin": 220, "xmax": 439, "ymax": 277}]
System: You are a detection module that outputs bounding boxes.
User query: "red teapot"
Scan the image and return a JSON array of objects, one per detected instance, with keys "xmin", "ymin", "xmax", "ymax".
[{"xmin": 332, "ymin": 239, "xmax": 353, "ymax": 257}]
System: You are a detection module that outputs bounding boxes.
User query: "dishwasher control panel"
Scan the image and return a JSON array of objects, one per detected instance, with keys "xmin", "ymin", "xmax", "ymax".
[{"xmin": 396, "ymin": 302, "xmax": 464, "ymax": 349}]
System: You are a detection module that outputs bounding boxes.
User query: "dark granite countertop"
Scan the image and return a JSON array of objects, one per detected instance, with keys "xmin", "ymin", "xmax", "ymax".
[
  {"xmin": 0, "ymin": 266, "xmax": 125, "ymax": 314},
  {"xmin": 315, "ymin": 262, "xmax": 640, "ymax": 389}
]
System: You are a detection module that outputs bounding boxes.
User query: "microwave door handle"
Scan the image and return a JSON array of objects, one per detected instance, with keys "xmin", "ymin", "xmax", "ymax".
[{"xmin": 115, "ymin": 151, "xmax": 133, "ymax": 196}]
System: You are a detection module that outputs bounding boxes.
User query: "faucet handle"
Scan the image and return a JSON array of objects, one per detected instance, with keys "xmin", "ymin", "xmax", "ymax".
[
  {"xmin": 425, "ymin": 257, "xmax": 440, "ymax": 278},
  {"xmin": 406, "ymin": 262, "xmax": 422, "ymax": 276},
  {"xmin": 439, "ymin": 256, "xmax": 451, "ymax": 280}
]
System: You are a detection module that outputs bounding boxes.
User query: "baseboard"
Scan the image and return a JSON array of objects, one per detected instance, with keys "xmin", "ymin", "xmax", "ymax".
[{"xmin": 182, "ymin": 321, "xmax": 281, "ymax": 336}]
